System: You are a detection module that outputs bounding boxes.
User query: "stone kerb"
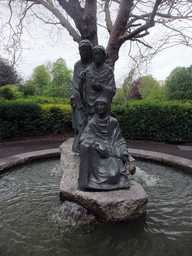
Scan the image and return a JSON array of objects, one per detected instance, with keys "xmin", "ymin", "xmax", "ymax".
[
  {"xmin": 59, "ymin": 138, "xmax": 148, "ymax": 222},
  {"xmin": 129, "ymin": 149, "xmax": 192, "ymax": 174},
  {"xmin": 0, "ymin": 149, "xmax": 60, "ymax": 172}
]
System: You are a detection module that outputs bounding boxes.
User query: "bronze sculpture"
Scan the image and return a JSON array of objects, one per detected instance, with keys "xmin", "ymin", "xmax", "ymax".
[
  {"xmin": 70, "ymin": 39, "xmax": 93, "ymax": 153},
  {"xmin": 78, "ymin": 96, "xmax": 130, "ymax": 191},
  {"xmin": 80, "ymin": 45, "xmax": 116, "ymax": 125},
  {"xmin": 70, "ymin": 42, "xmax": 129, "ymax": 191}
]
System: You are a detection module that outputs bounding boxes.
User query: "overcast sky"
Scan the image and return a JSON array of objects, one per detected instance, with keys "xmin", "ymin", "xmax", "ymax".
[
  {"xmin": 15, "ymin": 37, "xmax": 192, "ymax": 87},
  {"xmin": 1, "ymin": 3, "xmax": 192, "ymax": 87}
]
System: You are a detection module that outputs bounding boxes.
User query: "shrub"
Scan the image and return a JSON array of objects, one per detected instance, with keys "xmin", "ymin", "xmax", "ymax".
[
  {"xmin": 41, "ymin": 104, "xmax": 72, "ymax": 134},
  {"xmin": 0, "ymin": 84, "xmax": 24, "ymax": 100},
  {"xmin": 0, "ymin": 85, "xmax": 16, "ymax": 100},
  {"xmin": 0, "ymin": 58, "xmax": 20, "ymax": 87},
  {"xmin": 111, "ymin": 100, "xmax": 192, "ymax": 141},
  {"xmin": 41, "ymin": 104, "xmax": 71, "ymax": 122},
  {"xmin": 19, "ymin": 84, "xmax": 36, "ymax": 96},
  {"xmin": 1, "ymin": 99, "xmax": 191, "ymax": 142},
  {"xmin": 0, "ymin": 101, "xmax": 42, "ymax": 139},
  {"xmin": 20, "ymin": 96, "xmax": 70, "ymax": 104},
  {"xmin": 0, "ymin": 101, "xmax": 72, "ymax": 139},
  {"xmin": 165, "ymin": 65, "xmax": 192, "ymax": 100}
]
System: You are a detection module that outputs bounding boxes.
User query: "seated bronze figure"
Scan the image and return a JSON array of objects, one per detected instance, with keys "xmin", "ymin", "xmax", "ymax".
[{"xmin": 78, "ymin": 96, "xmax": 130, "ymax": 191}]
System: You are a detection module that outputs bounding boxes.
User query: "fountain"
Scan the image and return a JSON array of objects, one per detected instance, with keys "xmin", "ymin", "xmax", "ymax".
[
  {"xmin": 1, "ymin": 158, "xmax": 192, "ymax": 255},
  {"xmin": 1, "ymin": 40, "xmax": 192, "ymax": 254},
  {"xmin": 62, "ymin": 41, "xmax": 148, "ymax": 221},
  {"xmin": 59, "ymin": 138, "xmax": 148, "ymax": 221}
]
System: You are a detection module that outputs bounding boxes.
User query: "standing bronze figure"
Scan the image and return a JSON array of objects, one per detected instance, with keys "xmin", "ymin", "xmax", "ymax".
[{"xmin": 70, "ymin": 39, "xmax": 93, "ymax": 153}]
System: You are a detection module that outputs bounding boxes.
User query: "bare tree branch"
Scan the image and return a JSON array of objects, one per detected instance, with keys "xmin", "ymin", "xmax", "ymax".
[
  {"xmin": 1, "ymin": 0, "xmax": 192, "ymax": 73},
  {"xmin": 25, "ymin": 0, "xmax": 81, "ymax": 42},
  {"xmin": 104, "ymin": 0, "xmax": 113, "ymax": 34},
  {"xmin": 120, "ymin": 0, "xmax": 162, "ymax": 43}
]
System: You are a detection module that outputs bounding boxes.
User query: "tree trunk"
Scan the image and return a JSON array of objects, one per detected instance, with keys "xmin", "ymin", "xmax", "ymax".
[
  {"xmin": 79, "ymin": 0, "xmax": 98, "ymax": 46},
  {"xmin": 106, "ymin": 0, "xmax": 134, "ymax": 69},
  {"xmin": 107, "ymin": 42, "xmax": 122, "ymax": 70},
  {"xmin": 58, "ymin": 0, "xmax": 98, "ymax": 46}
]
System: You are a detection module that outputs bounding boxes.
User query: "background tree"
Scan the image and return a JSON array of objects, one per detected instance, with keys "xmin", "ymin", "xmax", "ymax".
[
  {"xmin": 125, "ymin": 75, "xmax": 165, "ymax": 100},
  {"xmin": 138, "ymin": 75, "xmax": 160, "ymax": 99},
  {"xmin": 127, "ymin": 78, "xmax": 142, "ymax": 100},
  {"xmin": 45, "ymin": 58, "xmax": 72, "ymax": 98},
  {"xmin": 146, "ymin": 82, "xmax": 165, "ymax": 101},
  {"xmin": 165, "ymin": 65, "xmax": 192, "ymax": 100},
  {"xmin": 121, "ymin": 69, "xmax": 135, "ymax": 98},
  {"xmin": 2, "ymin": 0, "xmax": 192, "ymax": 70},
  {"xmin": 0, "ymin": 58, "xmax": 20, "ymax": 87},
  {"xmin": 30, "ymin": 65, "xmax": 51, "ymax": 95}
]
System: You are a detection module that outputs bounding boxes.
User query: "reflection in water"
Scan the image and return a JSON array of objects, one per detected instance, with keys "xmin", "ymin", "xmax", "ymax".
[{"xmin": 0, "ymin": 159, "xmax": 192, "ymax": 256}]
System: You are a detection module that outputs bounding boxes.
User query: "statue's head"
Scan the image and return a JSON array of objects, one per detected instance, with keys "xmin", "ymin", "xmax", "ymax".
[
  {"xmin": 92, "ymin": 45, "xmax": 106, "ymax": 66},
  {"xmin": 95, "ymin": 95, "xmax": 108, "ymax": 117},
  {"xmin": 79, "ymin": 39, "xmax": 93, "ymax": 61}
]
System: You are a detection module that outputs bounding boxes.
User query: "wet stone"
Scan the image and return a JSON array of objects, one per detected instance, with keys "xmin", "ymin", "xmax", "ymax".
[{"xmin": 59, "ymin": 139, "xmax": 148, "ymax": 222}]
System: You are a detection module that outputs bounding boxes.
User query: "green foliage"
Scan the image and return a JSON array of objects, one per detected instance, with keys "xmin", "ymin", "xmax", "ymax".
[
  {"xmin": 1, "ymin": 98, "xmax": 191, "ymax": 142},
  {"xmin": 30, "ymin": 65, "xmax": 50, "ymax": 95},
  {"xmin": 20, "ymin": 96, "xmax": 70, "ymax": 104},
  {"xmin": 0, "ymin": 101, "xmax": 42, "ymax": 139},
  {"xmin": 0, "ymin": 58, "xmax": 20, "ymax": 87},
  {"xmin": 45, "ymin": 58, "xmax": 72, "ymax": 98},
  {"xmin": 112, "ymin": 88, "xmax": 126, "ymax": 105},
  {"xmin": 122, "ymin": 69, "xmax": 135, "ymax": 97},
  {"xmin": 41, "ymin": 104, "xmax": 72, "ymax": 134},
  {"xmin": 41, "ymin": 104, "xmax": 72, "ymax": 123},
  {"xmin": 115, "ymin": 69, "xmax": 135, "ymax": 102},
  {"xmin": 138, "ymin": 75, "xmax": 162, "ymax": 100},
  {"xmin": 0, "ymin": 84, "xmax": 23, "ymax": 100},
  {"xmin": 19, "ymin": 84, "xmax": 36, "ymax": 96},
  {"xmin": 0, "ymin": 101, "xmax": 72, "ymax": 139},
  {"xmin": 165, "ymin": 65, "xmax": 192, "ymax": 100},
  {"xmin": 0, "ymin": 85, "xmax": 16, "ymax": 100},
  {"xmin": 120, "ymin": 73, "xmax": 164, "ymax": 101},
  {"xmin": 26, "ymin": 58, "xmax": 72, "ymax": 99},
  {"xmin": 111, "ymin": 100, "xmax": 192, "ymax": 141},
  {"xmin": 146, "ymin": 83, "xmax": 166, "ymax": 101}
]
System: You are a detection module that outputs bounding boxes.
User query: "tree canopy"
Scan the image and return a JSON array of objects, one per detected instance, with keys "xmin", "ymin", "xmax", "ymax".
[
  {"xmin": 0, "ymin": 58, "xmax": 20, "ymax": 87},
  {"xmin": 26, "ymin": 58, "xmax": 72, "ymax": 97},
  {"xmin": 32, "ymin": 65, "xmax": 51, "ymax": 89},
  {"xmin": 165, "ymin": 65, "xmax": 192, "ymax": 100},
  {"xmin": 1, "ymin": 0, "xmax": 192, "ymax": 70},
  {"xmin": 46, "ymin": 57, "xmax": 72, "ymax": 98},
  {"xmin": 139, "ymin": 75, "xmax": 160, "ymax": 99},
  {"xmin": 117, "ymin": 74, "xmax": 165, "ymax": 101}
]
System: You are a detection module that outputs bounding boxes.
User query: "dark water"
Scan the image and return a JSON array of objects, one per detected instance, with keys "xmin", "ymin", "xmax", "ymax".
[{"xmin": 0, "ymin": 159, "xmax": 192, "ymax": 256}]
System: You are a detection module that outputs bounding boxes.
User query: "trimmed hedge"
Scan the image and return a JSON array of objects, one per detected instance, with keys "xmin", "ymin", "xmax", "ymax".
[
  {"xmin": 111, "ymin": 100, "xmax": 192, "ymax": 141},
  {"xmin": 0, "ymin": 100, "xmax": 191, "ymax": 141},
  {"xmin": 0, "ymin": 101, "xmax": 42, "ymax": 139},
  {"xmin": 0, "ymin": 101, "xmax": 72, "ymax": 139},
  {"xmin": 41, "ymin": 104, "xmax": 72, "ymax": 134}
]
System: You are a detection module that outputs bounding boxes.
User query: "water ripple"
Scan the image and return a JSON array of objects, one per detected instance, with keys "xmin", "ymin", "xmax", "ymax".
[{"xmin": 0, "ymin": 159, "xmax": 192, "ymax": 256}]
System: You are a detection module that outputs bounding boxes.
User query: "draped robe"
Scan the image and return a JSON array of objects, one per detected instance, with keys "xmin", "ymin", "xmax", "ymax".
[
  {"xmin": 70, "ymin": 60, "xmax": 88, "ymax": 152},
  {"xmin": 78, "ymin": 115, "xmax": 129, "ymax": 190},
  {"xmin": 82, "ymin": 62, "xmax": 116, "ymax": 122}
]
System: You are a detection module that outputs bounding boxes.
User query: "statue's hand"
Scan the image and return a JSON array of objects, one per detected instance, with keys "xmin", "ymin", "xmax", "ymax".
[
  {"xmin": 121, "ymin": 150, "xmax": 129, "ymax": 163},
  {"xmin": 80, "ymin": 71, "xmax": 86, "ymax": 82},
  {"xmin": 93, "ymin": 141, "xmax": 109, "ymax": 158},
  {"xmin": 92, "ymin": 82, "xmax": 103, "ymax": 91},
  {"xmin": 70, "ymin": 95, "xmax": 76, "ymax": 107}
]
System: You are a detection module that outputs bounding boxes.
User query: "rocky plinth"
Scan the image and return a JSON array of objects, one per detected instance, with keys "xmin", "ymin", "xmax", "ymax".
[{"xmin": 59, "ymin": 138, "xmax": 148, "ymax": 222}]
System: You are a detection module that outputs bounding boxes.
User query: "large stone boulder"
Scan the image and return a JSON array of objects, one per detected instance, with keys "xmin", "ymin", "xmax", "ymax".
[{"xmin": 59, "ymin": 138, "xmax": 148, "ymax": 222}]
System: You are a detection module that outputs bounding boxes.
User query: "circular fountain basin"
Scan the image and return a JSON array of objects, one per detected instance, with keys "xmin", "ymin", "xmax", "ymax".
[{"xmin": 0, "ymin": 158, "xmax": 192, "ymax": 255}]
